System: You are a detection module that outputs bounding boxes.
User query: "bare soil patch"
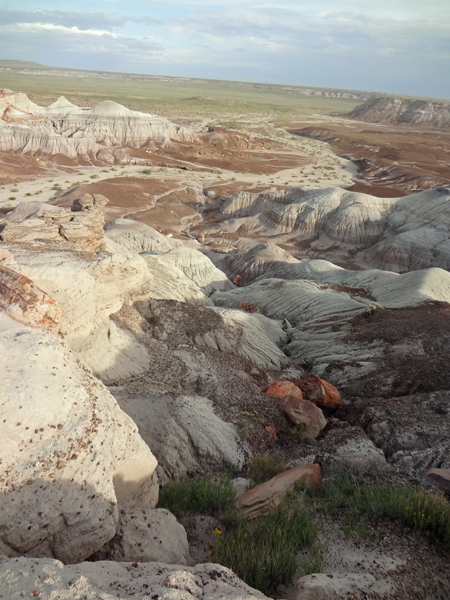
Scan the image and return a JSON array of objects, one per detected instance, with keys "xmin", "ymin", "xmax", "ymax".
[
  {"xmin": 287, "ymin": 121, "xmax": 450, "ymax": 195},
  {"xmin": 343, "ymin": 301, "xmax": 450, "ymax": 397}
]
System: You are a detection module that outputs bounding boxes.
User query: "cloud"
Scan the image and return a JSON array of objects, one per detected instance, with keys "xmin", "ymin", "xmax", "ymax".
[
  {"xmin": 0, "ymin": 7, "xmax": 160, "ymax": 32},
  {"xmin": 0, "ymin": 2, "xmax": 449, "ymax": 97}
]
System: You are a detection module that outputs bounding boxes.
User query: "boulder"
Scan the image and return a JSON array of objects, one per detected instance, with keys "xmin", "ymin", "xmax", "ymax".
[
  {"xmin": 280, "ymin": 395, "xmax": 327, "ymax": 439},
  {"xmin": 0, "ymin": 311, "xmax": 157, "ymax": 563},
  {"xmin": 426, "ymin": 468, "xmax": 450, "ymax": 493},
  {"xmin": 236, "ymin": 464, "xmax": 321, "ymax": 519},
  {"xmin": 0, "ymin": 557, "xmax": 270, "ymax": 600},
  {"xmin": 94, "ymin": 508, "xmax": 192, "ymax": 565},
  {"xmin": 0, "ymin": 265, "xmax": 61, "ymax": 330},
  {"xmin": 299, "ymin": 374, "xmax": 341, "ymax": 409},
  {"xmin": 266, "ymin": 380, "xmax": 303, "ymax": 401},
  {"xmin": 294, "ymin": 573, "xmax": 377, "ymax": 600}
]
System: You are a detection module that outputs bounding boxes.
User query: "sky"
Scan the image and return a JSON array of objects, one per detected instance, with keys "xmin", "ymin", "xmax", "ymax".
[{"xmin": 0, "ymin": 0, "xmax": 449, "ymax": 99}]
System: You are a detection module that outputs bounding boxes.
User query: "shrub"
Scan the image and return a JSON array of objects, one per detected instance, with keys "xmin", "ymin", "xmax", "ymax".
[
  {"xmin": 90, "ymin": 174, "xmax": 100, "ymax": 179},
  {"xmin": 25, "ymin": 193, "xmax": 31, "ymax": 196},
  {"xmin": 363, "ymin": 302, "xmax": 384, "ymax": 317},
  {"xmin": 141, "ymin": 169, "xmax": 153, "ymax": 175},
  {"xmin": 342, "ymin": 380, "xmax": 365, "ymax": 397},
  {"xmin": 8, "ymin": 196, "xmax": 16, "ymax": 200}
]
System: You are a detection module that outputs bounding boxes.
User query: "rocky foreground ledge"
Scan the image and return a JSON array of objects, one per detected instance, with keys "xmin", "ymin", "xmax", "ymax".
[{"xmin": 1, "ymin": 191, "xmax": 450, "ymax": 599}]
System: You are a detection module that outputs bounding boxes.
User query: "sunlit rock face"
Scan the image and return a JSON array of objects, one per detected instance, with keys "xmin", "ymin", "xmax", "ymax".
[{"xmin": 0, "ymin": 93, "xmax": 196, "ymax": 162}]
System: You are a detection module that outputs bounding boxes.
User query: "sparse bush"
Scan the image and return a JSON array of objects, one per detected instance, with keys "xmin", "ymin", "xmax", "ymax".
[
  {"xmin": 11, "ymin": 188, "xmax": 18, "ymax": 192},
  {"xmin": 90, "ymin": 174, "xmax": 100, "ymax": 179},
  {"xmin": 25, "ymin": 192, "xmax": 31, "ymax": 196},
  {"xmin": 8, "ymin": 196, "xmax": 16, "ymax": 200},
  {"xmin": 52, "ymin": 184, "xmax": 62, "ymax": 190},
  {"xmin": 245, "ymin": 455, "xmax": 286, "ymax": 486},
  {"xmin": 393, "ymin": 346, "xmax": 407, "ymax": 360},
  {"xmin": 110, "ymin": 167, "xmax": 117, "ymax": 171},
  {"xmin": 342, "ymin": 380, "xmax": 365, "ymax": 397},
  {"xmin": 141, "ymin": 168, "xmax": 153, "ymax": 175},
  {"xmin": 363, "ymin": 302, "xmax": 384, "ymax": 317}
]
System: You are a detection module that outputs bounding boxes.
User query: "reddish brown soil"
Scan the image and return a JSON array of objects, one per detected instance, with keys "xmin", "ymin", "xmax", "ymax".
[
  {"xmin": 286, "ymin": 121, "xmax": 450, "ymax": 195},
  {"xmin": 341, "ymin": 301, "xmax": 450, "ymax": 397},
  {"xmin": 151, "ymin": 127, "xmax": 309, "ymax": 174},
  {"xmin": 0, "ymin": 152, "xmax": 74, "ymax": 185},
  {"xmin": 54, "ymin": 176, "xmax": 274, "ymax": 235}
]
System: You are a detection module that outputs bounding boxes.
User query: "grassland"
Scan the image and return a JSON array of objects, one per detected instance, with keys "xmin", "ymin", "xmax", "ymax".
[{"xmin": 0, "ymin": 70, "xmax": 361, "ymax": 123}]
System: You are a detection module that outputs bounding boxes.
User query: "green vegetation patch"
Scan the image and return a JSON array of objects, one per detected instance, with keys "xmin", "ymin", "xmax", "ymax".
[
  {"xmin": 158, "ymin": 472, "xmax": 450, "ymax": 596},
  {"xmin": 318, "ymin": 475, "xmax": 450, "ymax": 550},
  {"xmin": 215, "ymin": 491, "xmax": 317, "ymax": 596},
  {"xmin": 158, "ymin": 475, "xmax": 235, "ymax": 517}
]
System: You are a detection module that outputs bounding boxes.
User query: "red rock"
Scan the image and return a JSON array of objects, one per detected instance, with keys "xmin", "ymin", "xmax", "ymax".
[
  {"xmin": 266, "ymin": 381, "xmax": 303, "ymax": 401},
  {"xmin": 299, "ymin": 374, "xmax": 342, "ymax": 409},
  {"xmin": 0, "ymin": 265, "xmax": 62, "ymax": 331},
  {"xmin": 236, "ymin": 464, "xmax": 321, "ymax": 518},
  {"xmin": 237, "ymin": 301, "xmax": 249, "ymax": 311},
  {"xmin": 234, "ymin": 275, "xmax": 242, "ymax": 285},
  {"xmin": 279, "ymin": 395, "xmax": 327, "ymax": 439},
  {"xmin": 265, "ymin": 426, "xmax": 277, "ymax": 437},
  {"xmin": 248, "ymin": 306, "xmax": 260, "ymax": 313}
]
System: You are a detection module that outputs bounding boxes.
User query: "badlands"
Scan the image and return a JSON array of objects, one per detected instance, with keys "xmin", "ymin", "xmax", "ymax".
[{"xmin": 1, "ymin": 82, "xmax": 450, "ymax": 600}]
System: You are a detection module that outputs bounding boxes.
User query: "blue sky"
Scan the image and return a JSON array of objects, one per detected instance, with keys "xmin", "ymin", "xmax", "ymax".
[{"xmin": 0, "ymin": 0, "xmax": 449, "ymax": 98}]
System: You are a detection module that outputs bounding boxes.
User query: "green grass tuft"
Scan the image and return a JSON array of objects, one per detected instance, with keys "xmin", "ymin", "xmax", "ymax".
[
  {"xmin": 158, "ymin": 475, "xmax": 235, "ymax": 517},
  {"xmin": 318, "ymin": 475, "xmax": 450, "ymax": 550},
  {"xmin": 215, "ymin": 492, "xmax": 317, "ymax": 596},
  {"xmin": 245, "ymin": 455, "xmax": 286, "ymax": 486}
]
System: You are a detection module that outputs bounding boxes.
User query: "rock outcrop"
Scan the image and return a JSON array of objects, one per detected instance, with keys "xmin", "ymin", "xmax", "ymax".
[
  {"xmin": 0, "ymin": 557, "xmax": 270, "ymax": 600},
  {"xmin": 348, "ymin": 96, "xmax": 450, "ymax": 130},
  {"xmin": 0, "ymin": 93, "xmax": 196, "ymax": 162},
  {"xmin": 204, "ymin": 186, "xmax": 450, "ymax": 272},
  {"xmin": 0, "ymin": 310, "xmax": 157, "ymax": 563},
  {"xmin": 1, "ymin": 194, "xmax": 109, "ymax": 252}
]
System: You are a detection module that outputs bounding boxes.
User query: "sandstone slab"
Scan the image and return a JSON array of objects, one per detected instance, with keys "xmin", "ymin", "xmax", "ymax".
[{"xmin": 236, "ymin": 464, "xmax": 321, "ymax": 519}]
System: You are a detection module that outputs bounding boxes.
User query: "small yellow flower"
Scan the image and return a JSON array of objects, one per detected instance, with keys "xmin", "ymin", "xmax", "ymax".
[
  {"xmin": 214, "ymin": 528, "xmax": 222, "ymax": 535},
  {"xmin": 406, "ymin": 506, "xmax": 410, "ymax": 510}
]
